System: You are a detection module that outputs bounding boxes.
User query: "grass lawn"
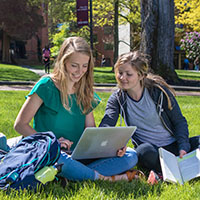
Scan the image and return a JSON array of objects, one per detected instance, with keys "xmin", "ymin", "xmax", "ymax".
[
  {"xmin": 176, "ymin": 69, "xmax": 200, "ymax": 81},
  {"xmin": 0, "ymin": 64, "xmax": 40, "ymax": 82},
  {"xmin": 94, "ymin": 67, "xmax": 116, "ymax": 84},
  {"xmin": 0, "ymin": 91, "xmax": 199, "ymax": 199},
  {"xmin": 93, "ymin": 67, "xmax": 200, "ymax": 83},
  {"xmin": 34, "ymin": 66, "xmax": 200, "ymax": 82},
  {"xmin": 1, "ymin": 64, "xmax": 200, "ymax": 83}
]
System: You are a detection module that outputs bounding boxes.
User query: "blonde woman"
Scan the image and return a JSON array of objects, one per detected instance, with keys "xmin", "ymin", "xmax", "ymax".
[
  {"xmin": 100, "ymin": 51, "xmax": 200, "ymax": 175},
  {"xmin": 14, "ymin": 37, "xmax": 138, "ymax": 182}
]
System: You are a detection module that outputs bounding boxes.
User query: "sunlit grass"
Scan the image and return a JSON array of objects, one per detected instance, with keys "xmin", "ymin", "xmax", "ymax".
[
  {"xmin": 1, "ymin": 64, "xmax": 200, "ymax": 83},
  {"xmin": 0, "ymin": 75, "xmax": 200, "ymax": 199},
  {"xmin": 0, "ymin": 64, "xmax": 40, "ymax": 81},
  {"xmin": 176, "ymin": 69, "xmax": 200, "ymax": 81}
]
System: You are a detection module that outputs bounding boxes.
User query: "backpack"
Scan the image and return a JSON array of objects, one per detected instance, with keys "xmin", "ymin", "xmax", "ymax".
[
  {"xmin": 43, "ymin": 49, "xmax": 50, "ymax": 58},
  {"xmin": 0, "ymin": 131, "xmax": 60, "ymax": 191}
]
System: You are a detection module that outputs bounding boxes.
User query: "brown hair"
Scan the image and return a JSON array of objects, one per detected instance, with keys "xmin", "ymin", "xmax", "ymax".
[
  {"xmin": 51, "ymin": 37, "xmax": 95, "ymax": 114},
  {"xmin": 114, "ymin": 51, "xmax": 175, "ymax": 110}
]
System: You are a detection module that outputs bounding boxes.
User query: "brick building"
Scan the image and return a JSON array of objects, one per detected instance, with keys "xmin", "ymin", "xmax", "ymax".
[
  {"xmin": 0, "ymin": 3, "xmax": 115, "ymax": 67},
  {"xmin": 93, "ymin": 26, "xmax": 114, "ymax": 67},
  {"xmin": 17, "ymin": 3, "xmax": 49, "ymax": 65}
]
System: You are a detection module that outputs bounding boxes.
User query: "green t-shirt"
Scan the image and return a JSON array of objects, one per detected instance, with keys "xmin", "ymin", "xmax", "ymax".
[{"xmin": 27, "ymin": 76, "xmax": 101, "ymax": 150}]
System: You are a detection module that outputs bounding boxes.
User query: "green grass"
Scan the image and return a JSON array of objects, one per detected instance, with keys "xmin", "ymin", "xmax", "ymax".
[
  {"xmin": 175, "ymin": 69, "xmax": 200, "ymax": 81},
  {"xmin": 94, "ymin": 67, "xmax": 116, "ymax": 84},
  {"xmin": 0, "ymin": 64, "xmax": 40, "ymax": 81},
  {"xmin": 0, "ymin": 91, "xmax": 200, "ymax": 199},
  {"xmin": 93, "ymin": 68, "xmax": 200, "ymax": 83},
  {"xmin": 1, "ymin": 63, "xmax": 200, "ymax": 83},
  {"xmin": 29, "ymin": 65, "xmax": 44, "ymax": 70}
]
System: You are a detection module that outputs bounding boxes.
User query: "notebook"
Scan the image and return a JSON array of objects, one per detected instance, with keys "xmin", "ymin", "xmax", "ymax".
[{"xmin": 71, "ymin": 126, "xmax": 137, "ymax": 159}]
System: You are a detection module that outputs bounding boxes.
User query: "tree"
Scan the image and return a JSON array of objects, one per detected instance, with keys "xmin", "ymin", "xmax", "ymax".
[
  {"xmin": 50, "ymin": 23, "xmax": 90, "ymax": 57},
  {"xmin": 113, "ymin": 0, "xmax": 119, "ymax": 65},
  {"xmin": 48, "ymin": 0, "xmax": 141, "ymax": 59},
  {"xmin": 0, "ymin": 0, "xmax": 44, "ymax": 62},
  {"xmin": 48, "ymin": 0, "xmax": 76, "ymax": 36},
  {"xmin": 140, "ymin": 0, "xmax": 178, "ymax": 83}
]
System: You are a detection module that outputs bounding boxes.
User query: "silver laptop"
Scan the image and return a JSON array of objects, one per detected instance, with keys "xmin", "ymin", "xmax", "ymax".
[{"xmin": 71, "ymin": 126, "xmax": 137, "ymax": 159}]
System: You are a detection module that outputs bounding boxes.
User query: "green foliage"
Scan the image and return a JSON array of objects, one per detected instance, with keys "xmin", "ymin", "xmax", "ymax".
[
  {"xmin": 0, "ymin": 64, "xmax": 40, "ymax": 81},
  {"xmin": 0, "ymin": 0, "xmax": 44, "ymax": 40},
  {"xmin": 180, "ymin": 32, "xmax": 200, "ymax": 61},
  {"xmin": 94, "ymin": 67, "xmax": 116, "ymax": 83},
  {"xmin": 119, "ymin": 0, "xmax": 141, "ymax": 24},
  {"xmin": 93, "ymin": 0, "xmax": 114, "ymax": 27},
  {"xmin": 50, "ymin": 23, "xmax": 90, "ymax": 57},
  {"xmin": 175, "ymin": 0, "xmax": 200, "ymax": 32},
  {"xmin": 50, "ymin": 23, "xmax": 71, "ymax": 57},
  {"xmin": 49, "ymin": 0, "xmax": 141, "ymax": 54},
  {"xmin": 48, "ymin": 0, "xmax": 76, "ymax": 34}
]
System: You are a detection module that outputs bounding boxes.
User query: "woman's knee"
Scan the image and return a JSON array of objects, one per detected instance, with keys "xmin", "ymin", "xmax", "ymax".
[
  {"xmin": 125, "ymin": 147, "xmax": 138, "ymax": 169},
  {"xmin": 136, "ymin": 143, "xmax": 157, "ymax": 157},
  {"xmin": 135, "ymin": 143, "xmax": 160, "ymax": 170},
  {"xmin": 189, "ymin": 136, "xmax": 200, "ymax": 150},
  {"xmin": 57, "ymin": 152, "xmax": 95, "ymax": 181}
]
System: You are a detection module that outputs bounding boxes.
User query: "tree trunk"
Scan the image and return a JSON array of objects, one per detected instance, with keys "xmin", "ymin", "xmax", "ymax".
[
  {"xmin": 140, "ymin": 0, "xmax": 178, "ymax": 83},
  {"xmin": 113, "ymin": 0, "xmax": 119, "ymax": 71},
  {"xmin": 2, "ymin": 30, "xmax": 10, "ymax": 63}
]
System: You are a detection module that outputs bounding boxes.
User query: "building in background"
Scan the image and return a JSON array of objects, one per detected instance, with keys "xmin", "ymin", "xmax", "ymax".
[
  {"xmin": 0, "ymin": 3, "xmax": 131, "ymax": 67},
  {"xmin": 94, "ymin": 26, "xmax": 114, "ymax": 67},
  {"xmin": 18, "ymin": 3, "xmax": 49, "ymax": 65}
]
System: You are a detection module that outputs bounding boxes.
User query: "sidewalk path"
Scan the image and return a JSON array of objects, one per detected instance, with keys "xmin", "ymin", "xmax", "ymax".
[
  {"xmin": 21, "ymin": 65, "xmax": 46, "ymax": 76},
  {"xmin": 1, "ymin": 66, "xmax": 200, "ymax": 96},
  {"xmin": 0, "ymin": 85, "xmax": 200, "ymax": 96}
]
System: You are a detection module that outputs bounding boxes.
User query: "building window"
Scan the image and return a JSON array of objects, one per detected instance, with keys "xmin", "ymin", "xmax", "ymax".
[
  {"xmin": 104, "ymin": 43, "xmax": 113, "ymax": 50},
  {"xmin": 104, "ymin": 26, "xmax": 112, "ymax": 35}
]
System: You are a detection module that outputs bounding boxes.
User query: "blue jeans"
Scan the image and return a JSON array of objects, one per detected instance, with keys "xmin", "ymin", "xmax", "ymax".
[{"xmin": 57, "ymin": 147, "xmax": 138, "ymax": 181}]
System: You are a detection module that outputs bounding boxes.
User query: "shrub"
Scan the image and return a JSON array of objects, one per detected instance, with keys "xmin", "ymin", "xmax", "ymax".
[{"xmin": 180, "ymin": 31, "xmax": 200, "ymax": 61}]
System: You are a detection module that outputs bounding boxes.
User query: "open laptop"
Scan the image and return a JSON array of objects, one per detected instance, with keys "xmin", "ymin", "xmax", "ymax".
[{"xmin": 71, "ymin": 126, "xmax": 137, "ymax": 160}]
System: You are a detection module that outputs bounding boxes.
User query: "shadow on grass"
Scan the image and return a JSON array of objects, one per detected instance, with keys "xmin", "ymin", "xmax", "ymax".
[
  {"xmin": 94, "ymin": 69, "xmax": 113, "ymax": 73},
  {"xmin": 178, "ymin": 75, "xmax": 200, "ymax": 80},
  {"xmin": 44, "ymin": 179, "xmax": 163, "ymax": 199}
]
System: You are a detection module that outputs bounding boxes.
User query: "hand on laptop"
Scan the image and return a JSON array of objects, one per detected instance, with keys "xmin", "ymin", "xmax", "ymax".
[
  {"xmin": 117, "ymin": 146, "xmax": 127, "ymax": 157},
  {"xmin": 59, "ymin": 137, "xmax": 73, "ymax": 150}
]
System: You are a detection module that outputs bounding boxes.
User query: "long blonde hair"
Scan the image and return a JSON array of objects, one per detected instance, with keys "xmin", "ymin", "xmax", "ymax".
[
  {"xmin": 51, "ymin": 37, "xmax": 94, "ymax": 114},
  {"xmin": 114, "ymin": 51, "xmax": 176, "ymax": 110}
]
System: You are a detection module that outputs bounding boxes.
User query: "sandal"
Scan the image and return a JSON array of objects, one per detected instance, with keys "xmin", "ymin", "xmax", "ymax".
[
  {"xmin": 126, "ymin": 169, "xmax": 145, "ymax": 181},
  {"xmin": 111, "ymin": 169, "xmax": 145, "ymax": 182}
]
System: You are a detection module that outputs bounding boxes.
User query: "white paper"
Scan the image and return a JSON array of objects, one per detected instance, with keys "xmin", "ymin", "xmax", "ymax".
[
  {"xmin": 159, "ymin": 148, "xmax": 200, "ymax": 184},
  {"xmin": 159, "ymin": 148, "xmax": 183, "ymax": 184},
  {"xmin": 178, "ymin": 149, "xmax": 200, "ymax": 182}
]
